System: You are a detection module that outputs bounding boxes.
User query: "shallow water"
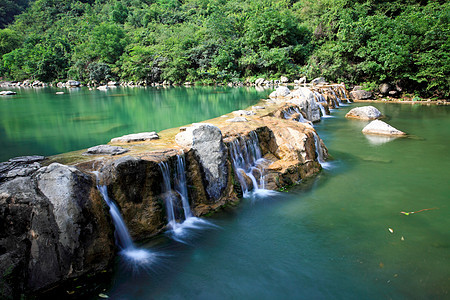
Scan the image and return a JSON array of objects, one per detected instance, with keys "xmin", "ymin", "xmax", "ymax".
[
  {"xmin": 0, "ymin": 86, "xmax": 267, "ymax": 161},
  {"xmin": 105, "ymin": 102, "xmax": 449, "ymax": 299}
]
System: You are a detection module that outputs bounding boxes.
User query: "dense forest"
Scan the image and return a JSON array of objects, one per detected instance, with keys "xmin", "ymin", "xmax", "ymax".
[{"xmin": 0, "ymin": 0, "xmax": 448, "ymax": 97}]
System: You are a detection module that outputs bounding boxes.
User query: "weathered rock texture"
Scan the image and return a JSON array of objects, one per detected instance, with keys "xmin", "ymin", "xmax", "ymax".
[
  {"xmin": 350, "ymin": 89, "xmax": 372, "ymax": 100},
  {"xmin": 0, "ymin": 162, "xmax": 114, "ymax": 299},
  {"xmin": 362, "ymin": 120, "xmax": 406, "ymax": 136},
  {"xmin": 345, "ymin": 106, "xmax": 383, "ymax": 120}
]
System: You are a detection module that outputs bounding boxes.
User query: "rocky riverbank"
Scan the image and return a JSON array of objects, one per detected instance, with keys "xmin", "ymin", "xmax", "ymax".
[{"xmin": 0, "ymin": 84, "xmax": 346, "ymax": 299}]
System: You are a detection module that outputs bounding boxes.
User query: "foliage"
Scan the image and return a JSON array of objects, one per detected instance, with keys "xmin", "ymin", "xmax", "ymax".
[{"xmin": 0, "ymin": 0, "xmax": 448, "ymax": 97}]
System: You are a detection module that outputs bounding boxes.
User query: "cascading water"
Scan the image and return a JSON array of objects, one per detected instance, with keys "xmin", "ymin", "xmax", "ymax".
[
  {"xmin": 318, "ymin": 103, "xmax": 327, "ymax": 117},
  {"xmin": 312, "ymin": 132, "xmax": 331, "ymax": 169},
  {"xmin": 229, "ymin": 132, "xmax": 274, "ymax": 197},
  {"xmin": 95, "ymin": 174, "xmax": 152, "ymax": 264},
  {"xmin": 159, "ymin": 156, "xmax": 215, "ymax": 239},
  {"xmin": 284, "ymin": 107, "xmax": 310, "ymax": 124}
]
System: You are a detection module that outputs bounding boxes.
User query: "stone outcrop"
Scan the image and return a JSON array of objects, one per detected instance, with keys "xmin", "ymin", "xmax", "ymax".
[
  {"xmin": 311, "ymin": 77, "xmax": 327, "ymax": 85},
  {"xmin": 362, "ymin": 120, "xmax": 406, "ymax": 136},
  {"xmin": 350, "ymin": 89, "xmax": 372, "ymax": 100},
  {"xmin": 269, "ymin": 86, "xmax": 291, "ymax": 98},
  {"xmin": 345, "ymin": 106, "xmax": 383, "ymax": 120},
  {"xmin": 0, "ymin": 162, "xmax": 114, "ymax": 299}
]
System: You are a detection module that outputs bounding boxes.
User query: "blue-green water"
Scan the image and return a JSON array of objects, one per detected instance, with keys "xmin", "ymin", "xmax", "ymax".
[
  {"xmin": 106, "ymin": 103, "xmax": 449, "ymax": 299},
  {"xmin": 0, "ymin": 86, "xmax": 267, "ymax": 162}
]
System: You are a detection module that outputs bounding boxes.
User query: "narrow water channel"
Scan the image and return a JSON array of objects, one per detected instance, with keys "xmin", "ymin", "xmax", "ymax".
[{"xmin": 105, "ymin": 102, "xmax": 449, "ymax": 299}]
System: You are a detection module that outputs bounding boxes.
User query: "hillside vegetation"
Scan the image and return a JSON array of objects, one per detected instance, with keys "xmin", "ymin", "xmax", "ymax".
[{"xmin": 0, "ymin": 0, "xmax": 448, "ymax": 97}]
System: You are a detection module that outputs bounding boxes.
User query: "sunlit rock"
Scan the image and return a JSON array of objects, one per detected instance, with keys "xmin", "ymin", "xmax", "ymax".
[
  {"xmin": 362, "ymin": 120, "xmax": 406, "ymax": 136},
  {"xmin": 345, "ymin": 106, "xmax": 382, "ymax": 120}
]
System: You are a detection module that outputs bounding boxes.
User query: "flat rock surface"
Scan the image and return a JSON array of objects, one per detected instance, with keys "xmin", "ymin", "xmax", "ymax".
[
  {"xmin": 345, "ymin": 106, "xmax": 382, "ymax": 120},
  {"xmin": 83, "ymin": 145, "xmax": 129, "ymax": 155},
  {"xmin": 111, "ymin": 132, "xmax": 159, "ymax": 143},
  {"xmin": 362, "ymin": 120, "xmax": 406, "ymax": 136}
]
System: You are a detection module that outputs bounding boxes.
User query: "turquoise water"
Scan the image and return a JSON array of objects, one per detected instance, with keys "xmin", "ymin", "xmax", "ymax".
[
  {"xmin": 0, "ymin": 86, "xmax": 268, "ymax": 162},
  {"xmin": 105, "ymin": 103, "xmax": 449, "ymax": 299}
]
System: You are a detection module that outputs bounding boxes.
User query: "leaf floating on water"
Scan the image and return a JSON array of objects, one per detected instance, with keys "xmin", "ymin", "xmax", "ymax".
[
  {"xmin": 388, "ymin": 228, "xmax": 394, "ymax": 233},
  {"xmin": 67, "ymin": 291, "xmax": 75, "ymax": 295},
  {"xmin": 99, "ymin": 293, "xmax": 109, "ymax": 298},
  {"xmin": 401, "ymin": 236, "xmax": 405, "ymax": 241},
  {"xmin": 379, "ymin": 262, "xmax": 384, "ymax": 268}
]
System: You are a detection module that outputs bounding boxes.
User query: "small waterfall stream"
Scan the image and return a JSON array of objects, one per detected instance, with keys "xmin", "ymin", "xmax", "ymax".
[
  {"xmin": 159, "ymin": 155, "xmax": 215, "ymax": 239},
  {"xmin": 95, "ymin": 175, "xmax": 152, "ymax": 263},
  {"xmin": 312, "ymin": 132, "xmax": 331, "ymax": 169},
  {"xmin": 229, "ymin": 132, "xmax": 273, "ymax": 197}
]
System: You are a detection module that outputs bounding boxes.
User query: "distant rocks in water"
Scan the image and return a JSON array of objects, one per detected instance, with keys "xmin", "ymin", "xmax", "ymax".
[
  {"xmin": 362, "ymin": 120, "xmax": 406, "ymax": 136},
  {"xmin": 0, "ymin": 90, "xmax": 16, "ymax": 95},
  {"xmin": 294, "ymin": 76, "xmax": 307, "ymax": 85},
  {"xmin": 110, "ymin": 132, "xmax": 159, "ymax": 143},
  {"xmin": 280, "ymin": 76, "xmax": 289, "ymax": 83},
  {"xmin": 83, "ymin": 145, "xmax": 129, "ymax": 156},
  {"xmin": 350, "ymin": 89, "xmax": 372, "ymax": 100},
  {"xmin": 269, "ymin": 86, "xmax": 291, "ymax": 98},
  {"xmin": 311, "ymin": 77, "xmax": 327, "ymax": 85},
  {"xmin": 66, "ymin": 80, "xmax": 80, "ymax": 87},
  {"xmin": 107, "ymin": 81, "xmax": 119, "ymax": 86},
  {"xmin": 255, "ymin": 78, "xmax": 265, "ymax": 85},
  {"xmin": 233, "ymin": 110, "xmax": 256, "ymax": 116},
  {"xmin": 345, "ymin": 106, "xmax": 382, "ymax": 120},
  {"xmin": 97, "ymin": 85, "xmax": 108, "ymax": 90},
  {"xmin": 226, "ymin": 117, "xmax": 248, "ymax": 122},
  {"xmin": 55, "ymin": 92, "xmax": 64, "ymax": 95}
]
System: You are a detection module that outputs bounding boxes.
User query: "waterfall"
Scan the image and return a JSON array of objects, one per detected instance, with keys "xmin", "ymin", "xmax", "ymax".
[
  {"xmin": 329, "ymin": 88, "xmax": 343, "ymax": 105},
  {"xmin": 159, "ymin": 161, "xmax": 178, "ymax": 230},
  {"xmin": 229, "ymin": 132, "xmax": 272, "ymax": 197},
  {"xmin": 95, "ymin": 174, "xmax": 152, "ymax": 263},
  {"xmin": 318, "ymin": 103, "xmax": 327, "ymax": 117},
  {"xmin": 175, "ymin": 154, "xmax": 192, "ymax": 219},
  {"xmin": 285, "ymin": 107, "xmax": 309, "ymax": 124},
  {"xmin": 312, "ymin": 132, "xmax": 332, "ymax": 169},
  {"xmin": 158, "ymin": 157, "xmax": 215, "ymax": 239},
  {"xmin": 339, "ymin": 85, "xmax": 351, "ymax": 103}
]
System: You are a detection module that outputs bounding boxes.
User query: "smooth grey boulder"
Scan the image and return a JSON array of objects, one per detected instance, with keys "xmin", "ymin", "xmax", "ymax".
[
  {"xmin": 345, "ymin": 106, "xmax": 382, "ymax": 120},
  {"xmin": 111, "ymin": 132, "xmax": 159, "ymax": 143},
  {"xmin": 269, "ymin": 86, "xmax": 291, "ymax": 98},
  {"xmin": 175, "ymin": 124, "xmax": 227, "ymax": 200},
  {"xmin": 350, "ymin": 90, "xmax": 372, "ymax": 100},
  {"xmin": 83, "ymin": 145, "xmax": 129, "ymax": 156},
  {"xmin": 362, "ymin": 120, "xmax": 406, "ymax": 136}
]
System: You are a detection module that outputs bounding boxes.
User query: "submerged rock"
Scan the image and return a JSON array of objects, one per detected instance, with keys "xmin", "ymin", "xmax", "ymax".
[
  {"xmin": 345, "ymin": 106, "xmax": 382, "ymax": 120},
  {"xmin": 362, "ymin": 120, "xmax": 406, "ymax": 136},
  {"xmin": 111, "ymin": 132, "xmax": 159, "ymax": 143},
  {"xmin": 83, "ymin": 145, "xmax": 129, "ymax": 155}
]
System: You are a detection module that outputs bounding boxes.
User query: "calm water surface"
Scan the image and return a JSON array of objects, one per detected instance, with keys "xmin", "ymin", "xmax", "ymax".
[
  {"xmin": 105, "ymin": 102, "xmax": 449, "ymax": 299},
  {"xmin": 0, "ymin": 86, "xmax": 268, "ymax": 161}
]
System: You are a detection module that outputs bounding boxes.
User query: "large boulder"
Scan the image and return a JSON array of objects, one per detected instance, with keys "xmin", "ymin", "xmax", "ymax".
[
  {"xmin": 379, "ymin": 83, "xmax": 392, "ymax": 95},
  {"xmin": 66, "ymin": 80, "xmax": 80, "ymax": 88},
  {"xmin": 289, "ymin": 87, "xmax": 321, "ymax": 122},
  {"xmin": 269, "ymin": 86, "xmax": 291, "ymax": 98},
  {"xmin": 350, "ymin": 90, "xmax": 372, "ymax": 100},
  {"xmin": 175, "ymin": 124, "xmax": 228, "ymax": 200},
  {"xmin": 362, "ymin": 120, "xmax": 406, "ymax": 136},
  {"xmin": 345, "ymin": 106, "xmax": 382, "ymax": 120},
  {"xmin": 0, "ymin": 163, "xmax": 114, "ymax": 298}
]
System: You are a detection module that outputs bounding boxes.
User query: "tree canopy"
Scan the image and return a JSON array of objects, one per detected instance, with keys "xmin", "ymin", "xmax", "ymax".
[{"xmin": 0, "ymin": 0, "xmax": 449, "ymax": 97}]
